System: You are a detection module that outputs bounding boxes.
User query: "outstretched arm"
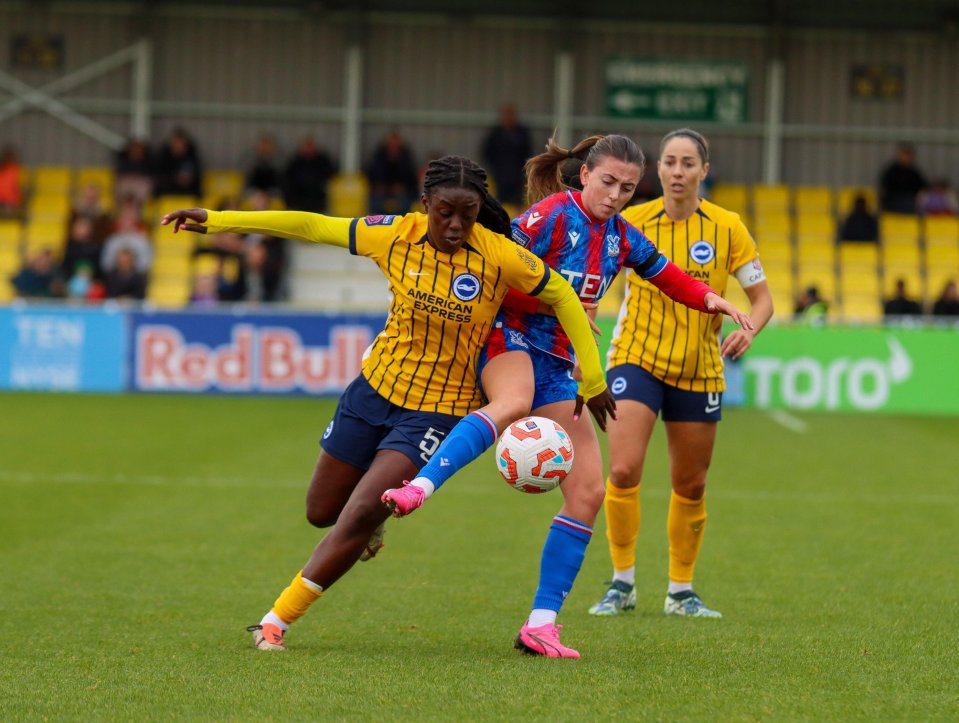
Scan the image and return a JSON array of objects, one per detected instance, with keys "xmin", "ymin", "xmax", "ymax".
[
  {"xmin": 645, "ymin": 260, "xmax": 754, "ymax": 330},
  {"xmin": 162, "ymin": 208, "xmax": 354, "ymax": 248}
]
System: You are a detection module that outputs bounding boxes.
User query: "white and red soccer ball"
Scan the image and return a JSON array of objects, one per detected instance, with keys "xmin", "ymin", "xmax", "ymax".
[{"xmin": 495, "ymin": 416, "xmax": 574, "ymax": 493}]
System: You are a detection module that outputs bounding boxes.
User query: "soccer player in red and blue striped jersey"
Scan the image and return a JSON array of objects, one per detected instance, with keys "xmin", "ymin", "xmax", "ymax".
[{"xmin": 383, "ymin": 135, "xmax": 753, "ymax": 658}]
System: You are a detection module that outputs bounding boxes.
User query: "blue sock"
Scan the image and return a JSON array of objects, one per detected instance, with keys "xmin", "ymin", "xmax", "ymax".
[
  {"xmin": 531, "ymin": 516, "xmax": 593, "ymax": 612},
  {"xmin": 417, "ymin": 411, "xmax": 497, "ymax": 492}
]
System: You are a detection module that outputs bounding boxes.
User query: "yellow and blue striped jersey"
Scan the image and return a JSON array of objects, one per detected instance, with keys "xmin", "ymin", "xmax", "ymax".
[
  {"xmin": 205, "ymin": 210, "xmax": 552, "ymax": 415},
  {"xmin": 612, "ymin": 198, "xmax": 759, "ymax": 392}
]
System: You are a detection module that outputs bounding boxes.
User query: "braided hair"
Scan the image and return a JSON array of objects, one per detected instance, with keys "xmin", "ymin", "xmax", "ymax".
[
  {"xmin": 525, "ymin": 134, "xmax": 645, "ymax": 204},
  {"xmin": 422, "ymin": 155, "xmax": 512, "ymax": 236}
]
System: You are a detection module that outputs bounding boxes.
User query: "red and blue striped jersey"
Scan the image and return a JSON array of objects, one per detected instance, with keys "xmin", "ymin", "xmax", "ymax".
[{"xmin": 505, "ymin": 190, "xmax": 666, "ymax": 362}]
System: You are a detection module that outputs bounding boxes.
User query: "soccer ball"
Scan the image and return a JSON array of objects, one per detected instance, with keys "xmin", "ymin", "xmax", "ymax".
[{"xmin": 495, "ymin": 416, "xmax": 574, "ymax": 493}]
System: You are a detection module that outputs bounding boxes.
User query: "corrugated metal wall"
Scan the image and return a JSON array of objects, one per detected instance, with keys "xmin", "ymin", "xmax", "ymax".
[{"xmin": 1, "ymin": 5, "xmax": 957, "ymax": 187}]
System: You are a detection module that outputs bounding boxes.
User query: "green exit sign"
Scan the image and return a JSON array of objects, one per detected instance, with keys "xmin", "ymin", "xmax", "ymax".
[{"xmin": 605, "ymin": 57, "xmax": 749, "ymax": 123}]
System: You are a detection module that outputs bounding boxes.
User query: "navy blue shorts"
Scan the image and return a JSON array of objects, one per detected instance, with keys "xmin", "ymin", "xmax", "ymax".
[
  {"xmin": 607, "ymin": 363, "xmax": 722, "ymax": 422},
  {"xmin": 481, "ymin": 324, "xmax": 578, "ymax": 409},
  {"xmin": 320, "ymin": 374, "xmax": 462, "ymax": 470}
]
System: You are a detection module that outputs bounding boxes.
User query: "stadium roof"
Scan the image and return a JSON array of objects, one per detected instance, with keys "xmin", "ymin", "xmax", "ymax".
[{"xmin": 62, "ymin": 0, "xmax": 959, "ymax": 34}]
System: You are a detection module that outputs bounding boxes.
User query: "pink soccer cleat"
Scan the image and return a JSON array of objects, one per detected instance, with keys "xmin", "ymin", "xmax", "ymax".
[
  {"xmin": 514, "ymin": 620, "xmax": 580, "ymax": 659},
  {"xmin": 381, "ymin": 481, "xmax": 425, "ymax": 518}
]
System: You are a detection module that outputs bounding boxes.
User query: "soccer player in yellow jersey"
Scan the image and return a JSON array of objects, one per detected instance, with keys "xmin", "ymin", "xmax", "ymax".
[
  {"xmin": 589, "ymin": 129, "xmax": 774, "ymax": 619},
  {"xmin": 162, "ymin": 156, "xmax": 611, "ymax": 651}
]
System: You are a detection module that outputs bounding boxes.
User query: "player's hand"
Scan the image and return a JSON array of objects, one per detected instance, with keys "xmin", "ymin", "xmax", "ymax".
[
  {"xmin": 720, "ymin": 328, "xmax": 757, "ymax": 360},
  {"xmin": 573, "ymin": 389, "xmax": 617, "ymax": 432},
  {"xmin": 704, "ymin": 292, "xmax": 754, "ymax": 330},
  {"xmin": 161, "ymin": 208, "xmax": 209, "ymax": 234}
]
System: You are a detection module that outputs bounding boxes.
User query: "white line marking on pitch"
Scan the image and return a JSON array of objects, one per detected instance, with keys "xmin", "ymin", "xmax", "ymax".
[{"xmin": 767, "ymin": 409, "xmax": 808, "ymax": 433}]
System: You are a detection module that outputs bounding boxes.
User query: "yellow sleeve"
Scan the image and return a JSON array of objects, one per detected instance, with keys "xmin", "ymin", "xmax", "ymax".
[
  {"xmin": 729, "ymin": 217, "xmax": 759, "ymax": 272},
  {"xmin": 537, "ymin": 271, "xmax": 607, "ymax": 402},
  {"xmin": 204, "ymin": 209, "xmax": 353, "ymax": 248}
]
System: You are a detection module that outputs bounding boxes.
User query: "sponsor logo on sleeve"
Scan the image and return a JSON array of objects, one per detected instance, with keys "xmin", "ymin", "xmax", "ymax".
[
  {"xmin": 363, "ymin": 215, "xmax": 397, "ymax": 226},
  {"xmin": 526, "ymin": 211, "xmax": 544, "ymax": 228},
  {"xmin": 512, "ymin": 228, "xmax": 531, "ymax": 247}
]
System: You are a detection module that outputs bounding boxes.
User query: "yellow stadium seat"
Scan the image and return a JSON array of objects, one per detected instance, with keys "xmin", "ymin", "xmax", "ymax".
[
  {"xmin": 757, "ymin": 241, "xmax": 793, "ymax": 268},
  {"xmin": 794, "ymin": 186, "xmax": 834, "ymax": 216},
  {"xmin": 837, "ymin": 186, "xmax": 878, "ymax": 216},
  {"xmin": 797, "ymin": 239, "xmax": 836, "ymax": 274},
  {"xmin": 796, "ymin": 213, "xmax": 836, "ymax": 245},
  {"xmin": 923, "ymin": 217, "xmax": 959, "ymax": 247},
  {"xmin": 24, "ymin": 221, "xmax": 66, "ymax": 254},
  {"xmin": 0, "ymin": 247, "xmax": 20, "ymax": 273},
  {"xmin": 882, "ymin": 269, "xmax": 923, "ymax": 298},
  {"xmin": 754, "ymin": 211, "xmax": 791, "ymax": 235},
  {"xmin": 147, "ymin": 279, "xmax": 191, "ymax": 308},
  {"xmin": 27, "ymin": 193, "xmax": 71, "ymax": 223},
  {"xmin": 31, "ymin": 165, "xmax": 72, "ymax": 195},
  {"xmin": 839, "ymin": 243, "xmax": 879, "ymax": 272},
  {"xmin": 879, "ymin": 214, "xmax": 920, "ymax": 246},
  {"xmin": 0, "ymin": 220, "xmax": 22, "ymax": 247},
  {"xmin": 151, "ymin": 255, "xmax": 192, "ymax": 278},
  {"xmin": 0, "ymin": 279, "xmax": 14, "ymax": 302},
  {"xmin": 709, "ymin": 183, "xmax": 749, "ymax": 216},
  {"xmin": 752, "ymin": 184, "xmax": 790, "ymax": 217},
  {"xmin": 723, "ymin": 280, "xmax": 750, "ymax": 311},
  {"xmin": 203, "ymin": 169, "xmax": 244, "ymax": 201},
  {"xmin": 839, "ymin": 296, "xmax": 882, "ymax": 324},
  {"xmin": 75, "ymin": 167, "xmax": 115, "ymax": 200},
  {"xmin": 328, "ymin": 173, "xmax": 369, "ymax": 218}
]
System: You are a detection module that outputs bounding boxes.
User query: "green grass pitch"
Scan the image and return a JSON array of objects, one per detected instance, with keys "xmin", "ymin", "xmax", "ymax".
[{"xmin": 1, "ymin": 391, "xmax": 957, "ymax": 720}]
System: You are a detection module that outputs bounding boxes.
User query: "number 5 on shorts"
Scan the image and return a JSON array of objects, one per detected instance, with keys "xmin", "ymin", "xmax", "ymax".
[{"xmin": 419, "ymin": 427, "xmax": 445, "ymax": 463}]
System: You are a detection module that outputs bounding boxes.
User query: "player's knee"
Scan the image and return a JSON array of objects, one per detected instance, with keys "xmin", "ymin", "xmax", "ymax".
[
  {"xmin": 607, "ymin": 457, "xmax": 643, "ymax": 488},
  {"xmin": 674, "ymin": 476, "xmax": 706, "ymax": 500},
  {"xmin": 305, "ymin": 503, "xmax": 337, "ymax": 528},
  {"xmin": 342, "ymin": 497, "xmax": 388, "ymax": 535}
]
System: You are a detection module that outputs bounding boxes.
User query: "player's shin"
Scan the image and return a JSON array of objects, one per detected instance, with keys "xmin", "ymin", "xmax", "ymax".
[
  {"xmin": 604, "ymin": 479, "xmax": 641, "ymax": 578},
  {"xmin": 667, "ymin": 491, "xmax": 707, "ymax": 585}
]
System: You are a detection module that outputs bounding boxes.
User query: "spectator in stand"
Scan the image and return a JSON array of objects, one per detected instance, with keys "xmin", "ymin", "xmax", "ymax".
[
  {"xmin": 481, "ymin": 103, "xmax": 532, "ymax": 206},
  {"xmin": 365, "ymin": 129, "xmax": 418, "ymax": 215},
  {"xmin": 931, "ymin": 280, "xmax": 959, "ymax": 317},
  {"xmin": 241, "ymin": 189, "xmax": 287, "ymax": 302},
  {"xmin": 794, "ymin": 285, "xmax": 829, "ymax": 325},
  {"xmin": 61, "ymin": 216, "xmax": 104, "ymax": 281},
  {"xmin": 0, "ymin": 145, "xmax": 24, "ymax": 218},
  {"xmin": 283, "ymin": 136, "xmax": 336, "ymax": 213},
  {"xmin": 103, "ymin": 247, "xmax": 147, "ymax": 300},
  {"xmin": 917, "ymin": 178, "xmax": 959, "ymax": 217},
  {"xmin": 70, "ymin": 182, "xmax": 114, "ymax": 243},
  {"xmin": 883, "ymin": 278, "xmax": 922, "ymax": 318},
  {"xmin": 155, "ymin": 127, "xmax": 203, "ymax": 198},
  {"xmin": 11, "ymin": 248, "xmax": 61, "ymax": 298},
  {"xmin": 838, "ymin": 193, "xmax": 879, "ymax": 242},
  {"xmin": 246, "ymin": 132, "xmax": 283, "ymax": 198},
  {"xmin": 101, "ymin": 205, "xmax": 152, "ymax": 276},
  {"xmin": 878, "ymin": 142, "xmax": 927, "ymax": 214},
  {"xmin": 114, "ymin": 138, "xmax": 155, "ymax": 205}
]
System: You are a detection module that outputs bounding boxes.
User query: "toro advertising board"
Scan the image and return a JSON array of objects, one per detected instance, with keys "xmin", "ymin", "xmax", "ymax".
[{"xmin": 129, "ymin": 309, "xmax": 386, "ymax": 395}]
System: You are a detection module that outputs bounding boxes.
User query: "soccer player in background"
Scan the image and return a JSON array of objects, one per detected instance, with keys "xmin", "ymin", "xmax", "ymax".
[
  {"xmin": 383, "ymin": 135, "xmax": 753, "ymax": 658},
  {"xmin": 161, "ymin": 156, "xmax": 612, "ymax": 652},
  {"xmin": 589, "ymin": 128, "xmax": 773, "ymax": 619}
]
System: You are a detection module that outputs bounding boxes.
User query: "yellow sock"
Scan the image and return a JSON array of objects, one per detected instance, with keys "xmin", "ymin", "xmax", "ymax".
[
  {"xmin": 667, "ymin": 491, "xmax": 707, "ymax": 584},
  {"xmin": 271, "ymin": 571, "xmax": 324, "ymax": 625},
  {"xmin": 604, "ymin": 479, "xmax": 641, "ymax": 573}
]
